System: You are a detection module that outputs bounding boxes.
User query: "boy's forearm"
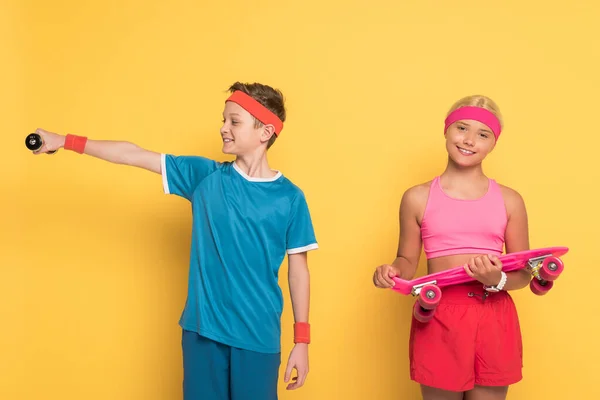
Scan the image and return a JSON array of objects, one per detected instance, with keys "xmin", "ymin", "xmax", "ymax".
[
  {"xmin": 85, "ymin": 140, "xmax": 155, "ymax": 167},
  {"xmin": 288, "ymin": 257, "xmax": 310, "ymax": 323},
  {"xmin": 62, "ymin": 136, "xmax": 162, "ymax": 174}
]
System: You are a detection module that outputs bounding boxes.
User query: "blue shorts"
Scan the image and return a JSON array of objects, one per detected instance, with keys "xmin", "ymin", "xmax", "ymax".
[{"xmin": 182, "ymin": 329, "xmax": 281, "ymax": 400}]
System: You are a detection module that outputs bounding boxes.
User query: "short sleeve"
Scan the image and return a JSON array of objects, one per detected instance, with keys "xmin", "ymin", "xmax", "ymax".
[
  {"xmin": 286, "ymin": 192, "xmax": 318, "ymax": 254},
  {"xmin": 161, "ymin": 154, "xmax": 219, "ymax": 200}
]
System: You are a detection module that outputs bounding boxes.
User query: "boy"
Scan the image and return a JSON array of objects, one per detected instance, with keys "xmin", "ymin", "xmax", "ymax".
[{"xmin": 32, "ymin": 82, "xmax": 318, "ymax": 399}]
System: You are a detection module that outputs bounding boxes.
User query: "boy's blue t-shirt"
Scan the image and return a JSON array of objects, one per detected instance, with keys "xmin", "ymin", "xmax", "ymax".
[{"xmin": 160, "ymin": 154, "xmax": 318, "ymax": 354}]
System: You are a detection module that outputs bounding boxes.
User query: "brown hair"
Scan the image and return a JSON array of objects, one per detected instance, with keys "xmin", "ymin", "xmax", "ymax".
[
  {"xmin": 447, "ymin": 95, "xmax": 504, "ymax": 131},
  {"xmin": 228, "ymin": 82, "xmax": 286, "ymax": 149}
]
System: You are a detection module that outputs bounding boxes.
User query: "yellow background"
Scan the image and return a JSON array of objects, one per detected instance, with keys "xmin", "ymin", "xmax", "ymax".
[{"xmin": 2, "ymin": 0, "xmax": 598, "ymax": 399}]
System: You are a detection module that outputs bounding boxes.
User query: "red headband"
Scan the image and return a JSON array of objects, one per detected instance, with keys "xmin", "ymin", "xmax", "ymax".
[{"xmin": 225, "ymin": 90, "xmax": 284, "ymax": 135}]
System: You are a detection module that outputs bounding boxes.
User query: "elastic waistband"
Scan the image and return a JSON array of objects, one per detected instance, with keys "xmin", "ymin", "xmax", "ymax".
[{"xmin": 438, "ymin": 281, "xmax": 510, "ymax": 305}]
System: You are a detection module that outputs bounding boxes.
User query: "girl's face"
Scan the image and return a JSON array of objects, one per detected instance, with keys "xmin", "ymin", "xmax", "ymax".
[{"xmin": 445, "ymin": 119, "xmax": 497, "ymax": 167}]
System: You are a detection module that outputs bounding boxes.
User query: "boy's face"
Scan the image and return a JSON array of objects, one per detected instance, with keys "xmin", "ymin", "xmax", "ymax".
[{"xmin": 220, "ymin": 102, "xmax": 272, "ymax": 156}]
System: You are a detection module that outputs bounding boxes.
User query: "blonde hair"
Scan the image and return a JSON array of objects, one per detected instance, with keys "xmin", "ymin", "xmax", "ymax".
[{"xmin": 446, "ymin": 95, "xmax": 504, "ymax": 130}]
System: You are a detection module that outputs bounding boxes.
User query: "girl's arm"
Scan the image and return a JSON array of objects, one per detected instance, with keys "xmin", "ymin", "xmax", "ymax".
[
  {"xmin": 373, "ymin": 184, "xmax": 427, "ymax": 287},
  {"xmin": 501, "ymin": 187, "xmax": 532, "ymax": 290}
]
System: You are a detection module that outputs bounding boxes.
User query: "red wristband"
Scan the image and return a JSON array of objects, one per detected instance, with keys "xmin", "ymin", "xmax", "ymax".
[
  {"xmin": 294, "ymin": 322, "xmax": 310, "ymax": 344},
  {"xmin": 64, "ymin": 134, "xmax": 88, "ymax": 154}
]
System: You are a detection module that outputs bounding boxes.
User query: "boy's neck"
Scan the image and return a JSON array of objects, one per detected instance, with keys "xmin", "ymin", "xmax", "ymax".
[{"xmin": 234, "ymin": 153, "xmax": 278, "ymax": 179}]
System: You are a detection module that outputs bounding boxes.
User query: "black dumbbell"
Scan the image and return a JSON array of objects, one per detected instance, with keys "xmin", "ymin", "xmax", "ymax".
[{"xmin": 25, "ymin": 133, "xmax": 57, "ymax": 154}]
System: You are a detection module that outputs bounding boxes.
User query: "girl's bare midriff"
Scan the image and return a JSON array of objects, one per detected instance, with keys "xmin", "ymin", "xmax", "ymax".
[{"xmin": 426, "ymin": 253, "xmax": 488, "ymax": 275}]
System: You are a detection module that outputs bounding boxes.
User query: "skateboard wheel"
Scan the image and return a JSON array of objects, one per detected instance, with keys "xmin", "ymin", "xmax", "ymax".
[
  {"xmin": 539, "ymin": 257, "xmax": 563, "ymax": 281},
  {"xmin": 417, "ymin": 284, "xmax": 442, "ymax": 310},
  {"xmin": 413, "ymin": 302, "xmax": 435, "ymax": 323},
  {"xmin": 530, "ymin": 278, "xmax": 553, "ymax": 295},
  {"xmin": 25, "ymin": 133, "xmax": 56, "ymax": 154}
]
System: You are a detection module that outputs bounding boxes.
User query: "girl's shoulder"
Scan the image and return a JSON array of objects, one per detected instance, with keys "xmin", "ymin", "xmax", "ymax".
[
  {"xmin": 495, "ymin": 181, "xmax": 527, "ymax": 214},
  {"xmin": 401, "ymin": 179, "xmax": 435, "ymax": 210}
]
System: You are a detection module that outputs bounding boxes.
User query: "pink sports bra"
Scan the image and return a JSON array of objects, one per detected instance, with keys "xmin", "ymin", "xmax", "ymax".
[{"xmin": 420, "ymin": 176, "xmax": 507, "ymax": 259}]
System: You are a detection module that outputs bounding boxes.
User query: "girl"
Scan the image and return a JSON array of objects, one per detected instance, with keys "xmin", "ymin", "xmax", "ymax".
[{"xmin": 373, "ymin": 95, "xmax": 531, "ymax": 400}]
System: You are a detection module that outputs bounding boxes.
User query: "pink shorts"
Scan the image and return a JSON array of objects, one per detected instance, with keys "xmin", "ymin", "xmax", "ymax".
[{"xmin": 409, "ymin": 281, "xmax": 523, "ymax": 392}]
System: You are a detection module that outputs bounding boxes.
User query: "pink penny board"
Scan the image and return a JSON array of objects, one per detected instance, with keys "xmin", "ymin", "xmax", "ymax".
[{"xmin": 390, "ymin": 247, "xmax": 569, "ymax": 296}]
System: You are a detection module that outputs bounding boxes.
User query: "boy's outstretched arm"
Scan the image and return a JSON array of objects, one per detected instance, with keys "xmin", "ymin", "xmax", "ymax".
[
  {"xmin": 284, "ymin": 251, "xmax": 310, "ymax": 390},
  {"xmin": 32, "ymin": 128, "xmax": 162, "ymax": 174}
]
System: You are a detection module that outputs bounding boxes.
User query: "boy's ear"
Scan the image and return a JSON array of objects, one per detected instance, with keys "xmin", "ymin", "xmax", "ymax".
[{"xmin": 261, "ymin": 124, "xmax": 276, "ymax": 143}]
